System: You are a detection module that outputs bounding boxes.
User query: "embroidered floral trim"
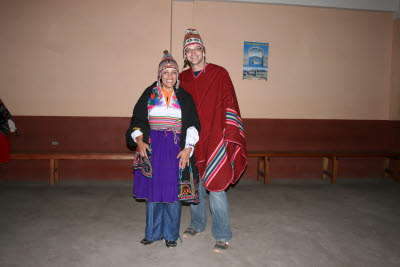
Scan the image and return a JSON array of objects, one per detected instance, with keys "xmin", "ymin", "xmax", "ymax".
[
  {"xmin": 148, "ymin": 86, "xmax": 180, "ymax": 112},
  {"xmin": 169, "ymin": 92, "xmax": 180, "ymax": 109},
  {"xmin": 148, "ymin": 87, "xmax": 163, "ymax": 111}
]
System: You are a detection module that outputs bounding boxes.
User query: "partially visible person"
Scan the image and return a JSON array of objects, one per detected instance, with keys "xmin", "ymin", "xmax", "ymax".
[
  {"xmin": 0, "ymin": 98, "xmax": 17, "ymax": 163},
  {"xmin": 126, "ymin": 51, "xmax": 201, "ymax": 248},
  {"xmin": 179, "ymin": 29, "xmax": 247, "ymax": 253}
]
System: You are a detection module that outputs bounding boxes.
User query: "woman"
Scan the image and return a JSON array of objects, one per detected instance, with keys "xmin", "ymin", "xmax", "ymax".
[{"xmin": 126, "ymin": 51, "xmax": 201, "ymax": 248}]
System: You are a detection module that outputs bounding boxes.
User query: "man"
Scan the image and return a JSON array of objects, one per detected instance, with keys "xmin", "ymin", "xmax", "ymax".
[{"xmin": 179, "ymin": 28, "xmax": 247, "ymax": 252}]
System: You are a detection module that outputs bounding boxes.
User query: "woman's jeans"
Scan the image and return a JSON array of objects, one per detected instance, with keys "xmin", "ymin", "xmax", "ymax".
[
  {"xmin": 189, "ymin": 181, "xmax": 232, "ymax": 241},
  {"xmin": 145, "ymin": 201, "xmax": 182, "ymax": 242}
]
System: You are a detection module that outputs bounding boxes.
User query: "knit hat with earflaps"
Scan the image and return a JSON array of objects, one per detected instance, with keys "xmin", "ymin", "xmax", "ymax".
[
  {"xmin": 183, "ymin": 28, "xmax": 205, "ymax": 60},
  {"xmin": 157, "ymin": 50, "xmax": 179, "ymax": 89}
]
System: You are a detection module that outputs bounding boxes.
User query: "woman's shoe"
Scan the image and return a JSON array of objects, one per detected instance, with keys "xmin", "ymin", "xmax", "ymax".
[
  {"xmin": 165, "ymin": 240, "xmax": 177, "ymax": 248},
  {"xmin": 140, "ymin": 238, "xmax": 153, "ymax": 245}
]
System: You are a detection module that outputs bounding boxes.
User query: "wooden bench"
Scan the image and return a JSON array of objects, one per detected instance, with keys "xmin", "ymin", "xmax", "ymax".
[
  {"xmin": 10, "ymin": 151, "xmax": 400, "ymax": 186},
  {"xmin": 247, "ymin": 151, "xmax": 400, "ymax": 184},
  {"xmin": 9, "ymin": 152, "xmax": 134, "ymax": 186}
]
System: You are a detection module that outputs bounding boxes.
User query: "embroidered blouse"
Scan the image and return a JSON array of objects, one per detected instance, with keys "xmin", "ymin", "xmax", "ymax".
[{"xmin": 128, "ymin": 84, "xmax": 199, "ymax": 157}]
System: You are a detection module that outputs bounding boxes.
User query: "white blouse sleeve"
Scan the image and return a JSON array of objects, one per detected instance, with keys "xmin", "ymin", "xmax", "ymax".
[
  {"xmin": 131, "ymin": 130, "xmax": 143, "ymax": 143},
  {"xmin": 185, "ymin": 126, "xmax": 199, "ymax": 157}
]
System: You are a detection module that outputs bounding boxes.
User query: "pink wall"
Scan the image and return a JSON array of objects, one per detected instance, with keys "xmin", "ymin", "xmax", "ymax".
[
  {"xmin": 390, "ymin": 18, "xmax": 400, "ymax": 120},
  {"xmin": 0, "ymin": 0, "xmax": 398, "ymax": 120},
  {"xmin": 0, "ymin": 0, "xmax": 171, "ymax": 117},
  {"xmin": 1, "ymin": 1, "xmax": 399, "ymax": 182},
  {"xmin": 172, "ymin": 1, "xmax": 396, "ymax": 120}
]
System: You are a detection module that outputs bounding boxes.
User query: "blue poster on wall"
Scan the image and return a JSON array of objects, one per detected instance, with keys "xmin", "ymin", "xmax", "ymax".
[{"xmin": 243, "ymin": 42, "xmax": 269, "ymax": 80}]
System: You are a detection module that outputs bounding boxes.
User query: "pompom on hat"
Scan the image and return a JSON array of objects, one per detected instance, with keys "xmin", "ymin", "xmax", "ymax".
[
  {"xmin": 157, "ymin": 50, "xmax": 179, "ymax": 89},
  {"xmin": 183, "ymin": 28, "xmax": 205, "ymax": 60}
]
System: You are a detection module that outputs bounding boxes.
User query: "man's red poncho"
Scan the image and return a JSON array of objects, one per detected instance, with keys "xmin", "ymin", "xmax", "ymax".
[{"xmin": 180, "ymin": 63, "xmax": 247, "ymax": 192}]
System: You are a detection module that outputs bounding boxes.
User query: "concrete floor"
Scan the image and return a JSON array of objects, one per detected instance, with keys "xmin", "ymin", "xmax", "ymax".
[{"xmin": 0, "ymin": 179, "xmax": 399, "ymax": 267}]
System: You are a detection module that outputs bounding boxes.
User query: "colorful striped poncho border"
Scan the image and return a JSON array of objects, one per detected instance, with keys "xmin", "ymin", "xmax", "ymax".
[{"xmin": 203, "ymin": 108, "xmax": 246, "ymax": 188}]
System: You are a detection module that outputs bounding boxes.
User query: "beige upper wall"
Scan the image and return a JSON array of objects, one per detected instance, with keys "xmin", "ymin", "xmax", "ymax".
[
  {"xmin": 0, "ymin": 0, "xmax": 171, "ymax": 117},
  {"xmin": 173, "ymin": 1, "xmax": 395, "ymax": 119},
  {"xmin": 1, "ymin": 0, "xmax": 398, "ymax": 120},
  {"xmin": 390, "ymin": 19, "xmax": 400, "ymax": 120}
]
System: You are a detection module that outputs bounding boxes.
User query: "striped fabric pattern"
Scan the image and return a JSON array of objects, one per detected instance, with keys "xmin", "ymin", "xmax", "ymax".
[
  {"xmin": 203, "ymin": 138, "xmax": 228, "ymax": 187},
  {"xmin": 226, "ymin": 108, "xmax": 245, "ymax": 138},
  {"xmin": 149, "ymin": 116, "xmax": 182, "ymax": 133}
]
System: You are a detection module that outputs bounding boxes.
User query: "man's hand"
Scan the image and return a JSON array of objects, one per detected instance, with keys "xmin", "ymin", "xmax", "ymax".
[
  {"xmin": 177, "ymin": 147, "xmax": 192, "ymax": 169},
  {"xmin": 136, "ymin": 135, "xmax": 150, "ymax": 158}
]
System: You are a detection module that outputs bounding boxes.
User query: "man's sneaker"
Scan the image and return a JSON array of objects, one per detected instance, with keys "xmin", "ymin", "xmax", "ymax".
[
  {"xmin": 213, "ymin": 240, "xmax": 229, "ymax": 253},
  {"xmin": 183, "ymin": 227, "xmax": 199, "ymax": 238}
]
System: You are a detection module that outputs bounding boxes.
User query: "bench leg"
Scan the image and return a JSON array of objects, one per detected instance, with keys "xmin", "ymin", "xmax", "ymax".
[
  {"xmin": 332, "ymin": 156, "xmax": 338, "ymax": 184},
  {"xmin": 50, "ymin": 159, "xmax": 55, "ymax": 186},
  {"xmin": 264, "ymin": 156, "xmax": 270, "ymax": 185},
  {"xmin": 54, "ymin": 159, "xmax": 59, "ymax": 184},
  {"xmin": 383, "ymin": 158, "xmax": 391, "ymax": 178},
  {"xmin": 322, "ymin": 157, "xmax": 329, "ymax": 179},
  {"xmin": 257, "ymin": 156, "xmax": 263, "ymax": 181}
]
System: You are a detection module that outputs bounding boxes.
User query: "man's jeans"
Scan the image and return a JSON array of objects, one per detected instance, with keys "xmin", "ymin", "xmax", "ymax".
[{"xmin": 189, "ymin": 181, "xmax": 232, "ymax": 241}]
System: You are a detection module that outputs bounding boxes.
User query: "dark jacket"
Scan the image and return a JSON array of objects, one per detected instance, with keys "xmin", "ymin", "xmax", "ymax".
[
  {"xmin": 0, "ymin": 98, "xmax": 13, "ymax": 136},
  {"xmin": 125, "ymin": 81, "xmax": 202, "ymax": 203}
]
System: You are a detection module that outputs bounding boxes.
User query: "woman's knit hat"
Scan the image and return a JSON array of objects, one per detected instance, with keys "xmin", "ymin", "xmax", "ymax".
[
  {"xmin": 183, "ymin": 28, "xmax": 205, "ymax": 59},
  {"xmin": 158, "ymin": 50, "xmax": 179, "ymax": 89}
]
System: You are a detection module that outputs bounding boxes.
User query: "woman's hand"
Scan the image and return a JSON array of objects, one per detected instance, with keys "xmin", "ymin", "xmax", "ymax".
[
  {"xmin": 177, "ymin": 147, "xmax": 192, "ymax": 169},
  {"xmin": 136, "ymin": 135, "xmax": 150, "ymax": 158}
]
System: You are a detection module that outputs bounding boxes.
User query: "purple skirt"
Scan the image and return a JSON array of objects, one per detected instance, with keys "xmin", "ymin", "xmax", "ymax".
[{"xmin": 133, "ymin": 130, "xmax": 180, "ymax": 203}]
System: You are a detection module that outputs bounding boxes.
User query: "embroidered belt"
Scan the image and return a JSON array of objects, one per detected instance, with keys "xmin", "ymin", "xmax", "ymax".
[{"xmin": 149, "ymin": 116, "xmax": 182, "ymax": 144}]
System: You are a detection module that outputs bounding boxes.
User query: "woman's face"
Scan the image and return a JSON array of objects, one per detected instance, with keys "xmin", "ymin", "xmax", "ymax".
[{"xmin": 161, "ymin": 68, "xmax": 177, "ymax": 90}]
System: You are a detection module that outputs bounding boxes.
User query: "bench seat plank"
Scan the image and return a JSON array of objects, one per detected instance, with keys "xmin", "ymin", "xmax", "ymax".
[
  {"xmin": 247, "ymin": 151, "xmax": 400, "ymax": 184},
  {"xmin": 10, "ymin": 152, "xmax": 134, "ymax": 160},
  {"xmin": 9, "ymin": 151, "xmax": 400, "ymax": 186},
  {"xmin": 10, "ymin": 152, "xmax": 135, "ymax": 186},
  {"xmin": 248, "ymin": 151, "xmax": 400, "ymax": 158}
]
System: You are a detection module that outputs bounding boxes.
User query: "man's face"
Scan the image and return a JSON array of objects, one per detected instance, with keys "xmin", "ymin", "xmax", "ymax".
[{"xmin": 185, "ymin": 44, "xmax": 204, "ymax": 66}]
